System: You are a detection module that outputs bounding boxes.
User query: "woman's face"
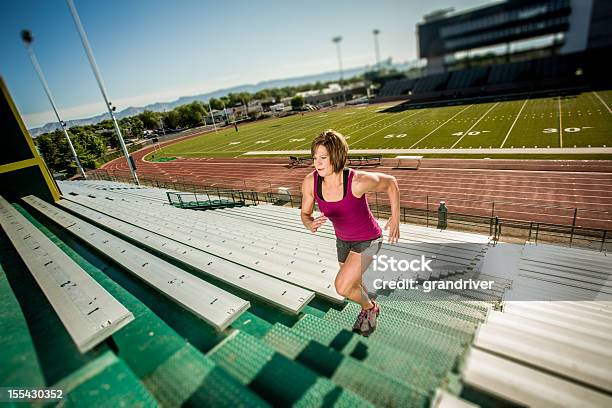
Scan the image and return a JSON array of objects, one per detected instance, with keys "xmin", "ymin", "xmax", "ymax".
[{"xmin": 313, "ymin": 145, "xmax": 333, "ymax": 177}]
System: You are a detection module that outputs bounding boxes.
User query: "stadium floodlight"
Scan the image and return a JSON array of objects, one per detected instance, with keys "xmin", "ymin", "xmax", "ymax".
[
  {"xmin": 66, "ymin": 0, "xmax": 139, "ymax": 185},
  {"xmin": 373, "ymin": 29, "xmax": 381, "ymax": 71},
  {"xmin": 21, "ymin": 29, "xmax": 87, "ymax": 180},
  {"xmin": 332, "ymin": 36, "xmax": 346, "ymax": 104}
]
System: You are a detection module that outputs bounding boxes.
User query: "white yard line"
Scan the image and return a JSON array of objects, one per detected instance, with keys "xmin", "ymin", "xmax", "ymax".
[
  {"xmin": 450, "ymin": 102, "xmax": 499, "ymax": 148},
  {"xmin": 500, "ymin": 98, "xmax": 529, "ymax": 148},
  {"xmin": 558, "ymin": 97, "xmax": 563, "ymax": 148},
  {"xmin": 348, "ymin": 110, "xmax": 423, "ymax": 145},
  {"xmin": 408, "ymin": 104, "xmax": 472, "ymax": 149},
  {"xmin": 593, "ymin": 91, "xmax": 612, "ymax": 114}
]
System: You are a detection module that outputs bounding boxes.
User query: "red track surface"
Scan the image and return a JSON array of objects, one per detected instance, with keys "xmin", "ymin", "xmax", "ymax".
[{"xmin": 100, "ymin": 141, "xmax": 612, "ymax": 230}]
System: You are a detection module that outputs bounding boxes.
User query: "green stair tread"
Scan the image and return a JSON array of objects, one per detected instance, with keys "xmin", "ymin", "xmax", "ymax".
[
  {"xmin": 292, "ymin": 315, "xmax": 444, "ymax": 391},
  {"xmin": 230, "ymin": 311, "xmax": 274, "ymax": 338},
  {"xmin": 381, "ymin": 287, "xmax": 491, "ymax": 313},
  {"xmin": 0, "ymin": 264, "xmax": 45, "ymax": 388},
  {"xmin": 325, "ymin": 303, "xmax": 467, "ymax": 355},
  {"xmin": 376, "ymin": 296, "xmax": 486, "ymax": 324},
  {"xmin": 51, "ymin": 351, "xmax": 158, "ymax": 408},
  {"xmin": 350, "ymin": 301, "xmax": 478, "ymax": 341},
  {"xmin": 263, "ymin": 324, "xmax": 429, "ymax": 408},
  {"xmin": 324, "ymin": 310, "xmax": 457, "ymax": 373},
  {"xmin": 208, "ymin": 330, "xmax": 372, "ymax": 407}
]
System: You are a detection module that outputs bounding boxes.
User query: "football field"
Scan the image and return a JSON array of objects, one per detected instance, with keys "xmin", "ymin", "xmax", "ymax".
[{"xmin": 152, "ymin": 90, "xmax": 612, "ymax": 159}]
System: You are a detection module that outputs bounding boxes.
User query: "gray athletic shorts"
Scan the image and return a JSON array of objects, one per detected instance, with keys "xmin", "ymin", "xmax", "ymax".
[{"xmin": 336, "ymin": 235, "xmax": 383, "ymax": 263}]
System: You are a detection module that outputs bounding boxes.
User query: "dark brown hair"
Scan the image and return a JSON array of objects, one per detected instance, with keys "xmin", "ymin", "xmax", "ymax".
[{"xmin": 310, "ymin": 129, "xmax": 348, "ymax": 173}]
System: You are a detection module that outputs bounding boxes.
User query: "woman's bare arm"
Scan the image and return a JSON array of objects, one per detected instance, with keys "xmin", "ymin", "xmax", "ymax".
[
  {"xmin": 300, "ymin": 173, "xmax": 327, "ymax": 232},
  {"xmin": 354, "ymin": 171, "xmax": 400, "ymax": 243}
]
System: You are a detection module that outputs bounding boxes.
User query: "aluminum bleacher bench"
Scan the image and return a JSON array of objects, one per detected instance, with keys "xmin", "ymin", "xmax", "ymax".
[
  {"xmin": 0, "ymin": 195, "xmax": 134, "ymax": 353},
  {"xmin": 463, "ymin": 348, "xmax": 612, "ymax": 407},
  {"xmin": 61, "ymin": 192, "xmax": 342, "ymax": 303},
  {"xmin": 289, "ymin": 156, "xmax": 313, "ymax": 166},
  {"xmin": 54, "ymin": 196, "xmax": 315, "ymax": 314},
  {"xmin": 348, "ymin": 154, "xmax": 382, "ymax": 166},
  {"xmin": 394, "ymin": 155, "xmax": 423, "ymax": 169},
  {"xmin": 23, "ymin": 195, "xmax": 250, "ymax": 331}
]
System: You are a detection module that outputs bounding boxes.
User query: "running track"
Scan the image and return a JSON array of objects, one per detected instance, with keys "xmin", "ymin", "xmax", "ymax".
[{"xmin": 100, "ymin": 141, "xmax": 612, "ymax": 230}]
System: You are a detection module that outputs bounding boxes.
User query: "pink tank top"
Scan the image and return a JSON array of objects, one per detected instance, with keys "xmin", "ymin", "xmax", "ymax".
[{"xmin": 313, "ymin": 169, "xmax": 382, "ymax": 241}]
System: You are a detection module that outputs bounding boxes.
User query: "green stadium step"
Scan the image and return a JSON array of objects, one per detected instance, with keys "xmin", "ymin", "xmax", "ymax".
[
  {"xmin": 326, "ymin": 302, "xmax": 467, "ymax": 353},
  {"xmin": 51, "ymin": 351, "xmax": 158, "ymax": 408},
  {"xmin": 15, "ymin": 204, "xmax": 267, "ymax": 407},
  {"xmin": 380, "ymin": 287, "xmax": 492, "ymax": 315},
  {"xmin": 143, "ymin": 343, "xmax": 268, "ymax": 408},
  {"xmin": 208, "ymin": 330, "xmax": 374, "ymax": 407},
  {"xmin": 374, "ymin": 291, "xmax": 487, "ymax": 324},
  {"xmin": 0, "ymin": 264, "xmax": 46, "ymax": 389},
  {"xmin": 325, "ymin": 306, "xmax": 465, "ymax": 370},
  {"xmin": 292, "ymin": 314, "xmax": 445, "ymax": 392},
  {"xmin": 365, "ymin": 301, "xmax": 479, "ymax": 341},
  {"xmin": 262, "ymin": 323, "xmax": 430, "ymax": 408}
]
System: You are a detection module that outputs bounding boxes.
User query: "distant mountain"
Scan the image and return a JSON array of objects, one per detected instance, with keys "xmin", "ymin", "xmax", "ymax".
[{"xmin": 28, "ymin": 63, "xmax": 406, "ymax": 137}]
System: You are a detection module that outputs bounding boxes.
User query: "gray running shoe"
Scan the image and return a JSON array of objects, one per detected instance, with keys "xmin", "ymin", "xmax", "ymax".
[
  {"xmin": 352, "ymin": 308, "xmax": 369, "ymax": 333},
  {"xmin": 362, "ymin": 301, "xmax": 380, "ymax": 337}
]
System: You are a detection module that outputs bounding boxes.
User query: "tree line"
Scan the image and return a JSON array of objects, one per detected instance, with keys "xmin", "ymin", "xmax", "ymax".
[{"xmin": 35, "ymin": 76, "xmax": 364, "ymax": 176}]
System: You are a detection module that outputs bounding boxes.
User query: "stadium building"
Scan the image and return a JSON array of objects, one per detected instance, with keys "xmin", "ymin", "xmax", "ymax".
[{"xmin": 376, "ymin": 0, "xmax": 612, "ymax": 102}]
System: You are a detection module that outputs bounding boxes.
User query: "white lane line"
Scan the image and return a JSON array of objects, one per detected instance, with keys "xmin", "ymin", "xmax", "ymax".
[
  {"xmin": 500, "ymin": 98, "xmax": 529, "ymax": 148},
  {"xmin": 593, "ymin": 91, "xmax": 612, "ymax": 114},
  {"xmin": 558, "ymin": 97, "xmax": 563, "ymax": 148},
  {"xmin": 408, "ymin": 104, "xmax": 472, "ymax": 149},
  {"xmin": 450, "ymin": 102, "xmax": 499, "ymax": 148}
]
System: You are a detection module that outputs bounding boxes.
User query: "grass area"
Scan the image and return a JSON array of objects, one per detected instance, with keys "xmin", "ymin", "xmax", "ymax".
[{"xmin": 146, "ymin": 90, "xmax": 612, "ymax": 160}]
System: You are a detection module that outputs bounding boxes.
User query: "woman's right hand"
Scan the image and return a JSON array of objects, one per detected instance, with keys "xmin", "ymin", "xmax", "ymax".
[{"xmin": 309, "ymin": 215, "xmax": 327, "ymax": 232}]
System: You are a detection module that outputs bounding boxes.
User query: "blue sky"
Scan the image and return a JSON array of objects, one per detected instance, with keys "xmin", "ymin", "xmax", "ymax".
[{"xmin": 0, "ymin": 0, "xmax": 490, "ymax": 128}]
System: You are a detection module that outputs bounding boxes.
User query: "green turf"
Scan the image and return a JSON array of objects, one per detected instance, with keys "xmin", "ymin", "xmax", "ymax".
[{"xmin": 145, "ymin": 90, "xmax": 612, "ymax": 159}]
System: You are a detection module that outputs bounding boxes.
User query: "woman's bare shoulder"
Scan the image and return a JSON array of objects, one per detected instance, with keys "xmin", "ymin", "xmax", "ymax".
[{"xmin": 302, "ymin": 171, "xmax": 315, "ymax": 192}]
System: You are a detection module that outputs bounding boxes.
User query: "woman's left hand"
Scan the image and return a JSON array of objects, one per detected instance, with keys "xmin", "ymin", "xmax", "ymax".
[{"xmin": 384, "ymin": 217, "xmax": 400, "ymax": 244}]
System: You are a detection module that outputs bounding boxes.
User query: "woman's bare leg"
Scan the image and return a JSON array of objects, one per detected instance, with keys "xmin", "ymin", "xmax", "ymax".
[{"xmin": 335, "ymin": 252, "xmax": 374, "ymax": 309}]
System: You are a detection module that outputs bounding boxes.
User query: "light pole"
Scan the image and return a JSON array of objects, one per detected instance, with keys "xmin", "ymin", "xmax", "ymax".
[
  {"xmin": 332, "ymin": 36, "xmax": 346, "ymax": 104},
  {"xmin": 66, "ymin": 0, "xmax": 139, "ymax": 184},
  {"xmin": 155, "ymin": 112, "xmax": 165, "ymax": 156},
  {"xmin": 373, "ymin": 29, "xmax": 381, "ymax": 71},
  {"xmin": 21, "ymin": 29, "xmax": 87, "ymax": 179}
]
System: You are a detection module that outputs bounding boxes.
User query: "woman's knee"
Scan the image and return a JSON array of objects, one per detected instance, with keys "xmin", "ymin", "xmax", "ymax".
[
  {"xmin": 335, "ymin": 280, "xmax": 354, "ymax": 297},
  {"xmin": 335, "ymin": 273, "xmax": 359, "ymax": 297}
]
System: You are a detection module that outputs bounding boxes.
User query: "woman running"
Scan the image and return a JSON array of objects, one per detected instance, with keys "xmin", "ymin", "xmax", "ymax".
[{"xmin": 300, "ymin": 129, "xmax": 400, "ymax": 336}]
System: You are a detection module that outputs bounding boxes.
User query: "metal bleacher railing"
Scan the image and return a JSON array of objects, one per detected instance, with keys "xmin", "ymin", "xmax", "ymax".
[{"xmin": 86, "ymin": 169, "xmax": 612, "ymax": 252}]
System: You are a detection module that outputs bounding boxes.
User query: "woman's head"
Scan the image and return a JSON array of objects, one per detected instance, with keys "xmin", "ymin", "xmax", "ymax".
[{"xmin": 311, "ymin": 129, "xmax": 348, "ymax": 176}]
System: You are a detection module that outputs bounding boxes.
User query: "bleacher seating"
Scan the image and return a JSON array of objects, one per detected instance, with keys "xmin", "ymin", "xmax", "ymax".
[
  {"xmin": 376, "ymin": 78, "xmax": 416, "ymax": 98},
  {"xmin": 0, "ymin": 195, "xmax": 134, "ymax": 353},
  {"xmin": 2, "ymin": 179, "xmax": 611, "ymax": 407},
  {"xmin": 412, "ymin": 73, "xmax": 450, "ymax": 93},
  {"xmin": 447, "ymin": 67, "xmax": 489, "ymax": 90},
  {"xmin": 23, "ymin": 195, "xmax": 250, "ymax": 331}
]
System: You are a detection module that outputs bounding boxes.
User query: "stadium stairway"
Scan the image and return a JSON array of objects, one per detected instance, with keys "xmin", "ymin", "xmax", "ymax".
[{"xmin": 1, "ymin": 180, "xmax": 611, "ymax": 407}]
